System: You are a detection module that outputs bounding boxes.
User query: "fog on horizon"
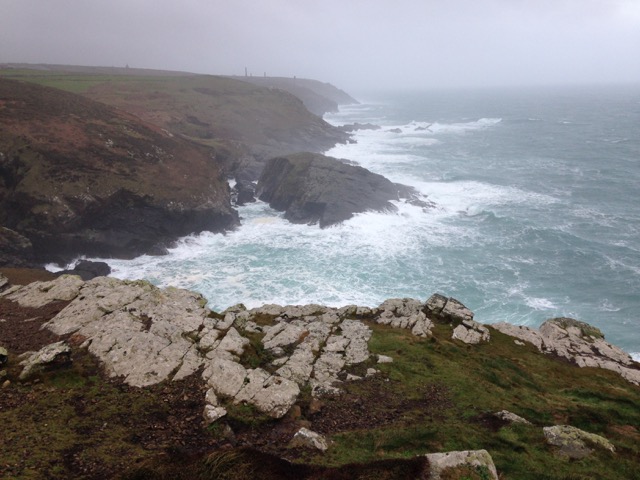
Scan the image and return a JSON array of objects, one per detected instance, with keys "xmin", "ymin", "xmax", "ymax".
[{"xmin": 2, "ymin": 0, "xmax": 640, "ymax": 94}]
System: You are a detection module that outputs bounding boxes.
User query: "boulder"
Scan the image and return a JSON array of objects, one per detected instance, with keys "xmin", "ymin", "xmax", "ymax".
[
  {"xmin": 19, "ymin": 341, "xmax": 71, "ymax": 380},
  {"xmin": 424, "ymin": 450, "xmax": 499, "ymax": 480},
  {"xmin": 290, "ymin": 428, "xmax": 330, "ymax": 452},
  {"xmin": 494, "ymin": 410, "xmax": 532, "ymax": 425},
  {"xmin": 376, "ymin": 298, "xmax": 434, "ymax": 337},
  {"xmin": 57, "ymin": 260, "xmax": 111, "ymax": 281},
  {"xmin": 256, "ymin": 152, "xmax": 431, "ymax": 228},
  {"xmin": 0, "ymin": 274, "xmax": 8, "ymax": 291},
  {"xmin": 203, "ymin": 405, "xmax": 228, "ymax": 425},
  {"xmin": 452, "ymin": 320, "xmax": 490, "ymax": 344},
  {"xmin": 424, "ymin": 294, "xmax": 474, "ymax": 324},
  {"xmin": 492, "ymin": 317, "xmax": 640, "ymax": 385},
  {"xmin": 543, "ymin": 425, "xmax": 615, "ymax": 459}
]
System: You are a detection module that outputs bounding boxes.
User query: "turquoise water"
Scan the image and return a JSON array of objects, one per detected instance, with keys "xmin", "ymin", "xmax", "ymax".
[{"xmin": 87, "ymin": 85, "xmax": 640, "ymax": 358}]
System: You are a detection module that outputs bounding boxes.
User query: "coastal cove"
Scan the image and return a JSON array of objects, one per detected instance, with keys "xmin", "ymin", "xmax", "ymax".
[{"xmin": 77, "ymin": 84, "xmax": 640, "ymax": 360}]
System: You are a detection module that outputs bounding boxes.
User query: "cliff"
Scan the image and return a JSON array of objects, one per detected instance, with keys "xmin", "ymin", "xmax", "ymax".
[
  {"xmin": 230, "ymin": 75, "xmax": 359, "ymax": 116},
  {"xmin": 0, "ymin": 78, "xmax": 237, "ymax": 264},
  {"xmin": 1, "ymin": 272, "xmax": 639, "ymax": 479},
  {"xmin": 0, "ymin": 67, "xmax": 350, "ymax": 181}
]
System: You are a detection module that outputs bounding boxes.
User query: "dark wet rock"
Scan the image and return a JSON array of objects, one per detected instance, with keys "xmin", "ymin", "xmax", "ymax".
[
  {"xmin": 0, "ymin": 227, "xmax": 35, "ymax": 267},
  {"xmin": 58, "ymin": 260, "xmax": 111, "ymax": 281},
  {"xmin": 257, "ymin": 152, "xmax": 433, "ymax": 228},
  {"xmin": 338, "ymin": 123, "xmax": 381, "ymax": 133}
]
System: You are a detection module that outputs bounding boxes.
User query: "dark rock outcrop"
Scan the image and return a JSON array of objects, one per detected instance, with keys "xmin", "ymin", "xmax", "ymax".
[
  {"xmin": 0, "ymin": 78, "xmax": 238, "ymax": 264},
  {"xmin": 338, "ymin": 123, "xmax": 381, "ymax": 133},
  {"xmin": 57, "ymin": 260, "xmax": 111, "ymax": 280},
  {"xmin": 256, "ymin": 153, "xmax": 432, "ymax": 228},
  {"xmin": 0, "ymin": 227, "xmax": 35, "ymax": 267}
]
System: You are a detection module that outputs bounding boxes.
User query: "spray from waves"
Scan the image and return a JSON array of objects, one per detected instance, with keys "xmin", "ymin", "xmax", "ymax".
[{"xmin": 633, "ymin": 353, "xmax": 640, "ymax": 362}]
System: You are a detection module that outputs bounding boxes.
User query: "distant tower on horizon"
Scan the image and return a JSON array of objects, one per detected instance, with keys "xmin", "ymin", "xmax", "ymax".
[{"xmin": 245, "ymin": 67, "xmax": 248, "ymax": 77}]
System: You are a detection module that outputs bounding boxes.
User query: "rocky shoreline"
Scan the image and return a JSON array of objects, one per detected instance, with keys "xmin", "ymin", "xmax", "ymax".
[{"xmin": 1, "ymin": 272, "xmax": 638, "ymax": 478}]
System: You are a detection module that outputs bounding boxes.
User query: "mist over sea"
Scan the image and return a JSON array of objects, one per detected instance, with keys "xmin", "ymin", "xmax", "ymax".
[{"xmin": 85, "ymin": 85, "xmax": 640, "ymax": 359}]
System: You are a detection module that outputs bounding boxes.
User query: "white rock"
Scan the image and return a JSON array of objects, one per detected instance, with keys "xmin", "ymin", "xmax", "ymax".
[
  {"xmin": 250, "ymin": 375, "xmax": 300, "ymax": 418},
  {"xmin": 203, "ymin": 405, "xmax": 227, "ymax": 424},
  {"xmin": 290, "ymin": 428, "xmax": 329, "ymax": 452},
  {"xmin": 3, "ymin": 275, "xmax": 84, "ymax": 309},
  {"xmin": 441, "ymin": 298, "xmax": 474, "ymax": 323},
  {"xmin": 216, "ymin": 327, "xmax": 249, "ymax": 358},
  {"xmin": 203, "ymin": 357, "xmax": 247, "ymax": 398},
  {"xmin": 19, "ymin": 341, "xmax": 71, "ymax": 380},
  {"xmin": 452, "ymin": 320, "xmax": 490, "ymax": 344},
  {"xmin": 377, "ymin": 355, "xmax": 394, "ymax": 364},
  {"xmin": 424, "ymin": 450, "xmax": 498, "ymax": 480}
]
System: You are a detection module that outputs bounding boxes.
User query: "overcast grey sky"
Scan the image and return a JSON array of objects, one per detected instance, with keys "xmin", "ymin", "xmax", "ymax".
[{"xmin": 2, "ymin": 0, "xmax": 639, "ymax": 92}]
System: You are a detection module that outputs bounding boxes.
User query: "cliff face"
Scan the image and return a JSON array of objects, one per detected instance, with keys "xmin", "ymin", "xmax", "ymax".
[
  {"xmin": 79, "ymin": 75, "xmax": 350, "ymax": 175},
  {"xmin": 0, "ymin": 78, "xmax": 238, "ymax": 264}
]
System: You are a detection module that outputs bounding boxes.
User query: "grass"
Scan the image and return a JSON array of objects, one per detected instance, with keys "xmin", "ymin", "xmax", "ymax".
[{"xmin": 305, "ymin": 322, "xmax": 640, "ymax": 479}]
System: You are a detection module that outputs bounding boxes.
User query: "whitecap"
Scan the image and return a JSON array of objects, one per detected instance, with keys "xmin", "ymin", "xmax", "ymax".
[
  {"xmin": 632, "ymin": 353, "xmax": 640, "ymax": 363},
  {"xmin": 524, "ymin": 297, "xmax": 557, "ymax": 310}
]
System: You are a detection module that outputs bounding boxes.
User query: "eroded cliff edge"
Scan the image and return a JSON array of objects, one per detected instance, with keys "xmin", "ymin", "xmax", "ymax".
[{"xmin": 0, "ymin": 78, "xmax": 238, "ymax": 264}]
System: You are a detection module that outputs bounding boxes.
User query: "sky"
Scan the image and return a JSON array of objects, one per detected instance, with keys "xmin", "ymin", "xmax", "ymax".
[{"xmin": 2, "ymin": 0, "xmax": 640, "ymax": 92}]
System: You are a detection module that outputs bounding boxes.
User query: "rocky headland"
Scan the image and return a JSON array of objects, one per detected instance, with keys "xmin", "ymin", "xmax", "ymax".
[
  {"xmin": 0, "ymin": 77, "xmax": 237, "ymax": 265},
  {"xmin": 257, "ymin": 152, "xmax": 434, "ymax": 227},
  {"xmin": 1, "ymin": 273, "xmax": 639, "ymax": 479}
]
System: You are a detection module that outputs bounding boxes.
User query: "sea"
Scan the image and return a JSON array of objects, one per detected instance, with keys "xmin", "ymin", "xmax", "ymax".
[{"xmin": 78, "ymin": 84, "xmax": 640, "ymax": 360}]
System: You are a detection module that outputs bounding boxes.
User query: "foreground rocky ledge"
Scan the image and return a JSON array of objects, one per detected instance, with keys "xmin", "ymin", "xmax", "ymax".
[
  {"xmin": 1, "ymin": 274, "xmax": 639, "ymax": 478},
  {"xmin": 2, "ymin": 275, "xmax": 638, "ymax": 416}
]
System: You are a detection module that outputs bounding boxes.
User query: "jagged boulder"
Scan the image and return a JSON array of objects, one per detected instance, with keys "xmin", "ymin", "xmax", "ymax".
[
  {"xmin": 424, "ymin": 294, "xmax": 474, "ymax": 324},
  {"xmin": 492, "ymin": 318, "xmax": 640, "ymax": 385},
  {"xmin": 257, "ymin": 152, "xmax": 431, "ymax": 228},
  {"xmin": 543, "ymin": 425, "xmax": 615, "ymax": 459},
  {"xmin": 19, "ymin": 341, "xmax": 71, "ymax": 380},
  {"xmin": 376, "ymin": 298, "xmax": 434, "ymax": 337},
  {"xmin": 452, "ymin": 319, "xmax": 490, "ymax": 344},
  {"xmin": 424, "ymin": 450, "xmax": 499, "ymax": 480}
]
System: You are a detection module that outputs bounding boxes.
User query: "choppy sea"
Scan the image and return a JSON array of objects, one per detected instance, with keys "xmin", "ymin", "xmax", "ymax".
[{"xmin": 78, "ymin": 84, "xmax": 640, "ymax": 359}]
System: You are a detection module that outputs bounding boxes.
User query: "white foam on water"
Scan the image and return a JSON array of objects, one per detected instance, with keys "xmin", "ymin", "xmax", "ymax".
[
  {"xmin": 524, "ymin": 296, "xmax": 557, "ymax": 310},
  {"xmin": 632, "ymin": 353, "xmax": 640, "ymax": 362}
]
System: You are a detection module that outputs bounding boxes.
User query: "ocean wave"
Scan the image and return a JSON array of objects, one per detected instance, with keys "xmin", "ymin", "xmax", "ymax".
[{"xmin": 632, "ymin": 353, "xmax": 640, "ymax": 362}]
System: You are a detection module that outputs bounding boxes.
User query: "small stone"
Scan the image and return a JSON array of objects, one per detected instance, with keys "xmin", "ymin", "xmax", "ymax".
[
  {"xmin": 366, "ymin": 368, "xmax": 378, "ymax": 377},
  {"xmin": 494, "ymin": 410, "xmax": 531, "ymax": 425},
  {"xmin": 290, "ymin": 427, "xmax": 329, "ymax": 452},
  {"xmin": 203, "ymin": 405, "xmax": 227, "ymax": 425},
  {"xmin": 377, "ymin": 354, "xmax": 393, "ymax": 363},
  {"xmin": 514, "ymin": 340, "xmax": 525, "ymax": 346},
  {"xmin": 2, "ymin": 379, "xmax": 10, "ymax": 388}
]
